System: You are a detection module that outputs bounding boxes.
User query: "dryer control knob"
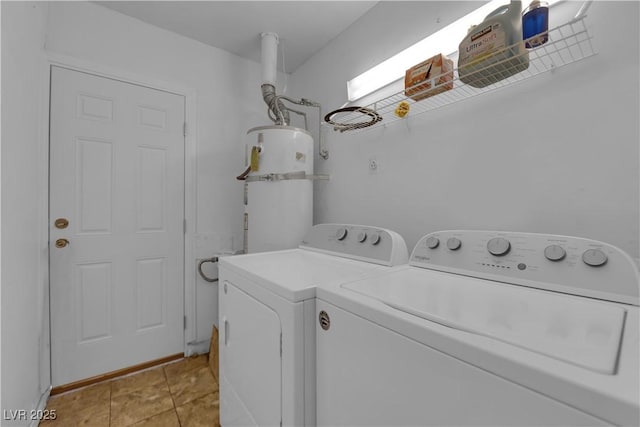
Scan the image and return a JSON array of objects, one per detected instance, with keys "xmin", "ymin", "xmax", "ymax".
[
  {"xmin": 370, "ymin": 233, "xmax": 381, "ymax": 245},
  {"xmin": 544, "ymin": 245, "xmax": 566, "ymax": 261},
  {"xmin": 425, "ymin": 236, "xmax": 440, "ymax": 249},
  {"xmin": 582, "ymin": 249, "xmax": 608, "ymax": 267},
  {"xmin": 447, "ymin": 237, "xmax": 462, "ymax": 251},
  {"xmin": 336, "ymin": 227, "xmax": 348, "ymax": 241},
  {"xmin": 357, "ymin": 232, "xmax": 367, "ymax": 243},
  {"xmin": 487, "ymin": 237, "xmax": 511, "ymax": 256}
]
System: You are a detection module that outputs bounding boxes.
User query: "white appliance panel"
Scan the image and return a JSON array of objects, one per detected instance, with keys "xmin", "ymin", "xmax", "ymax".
[
  {"xmin": 219, "ymin": 223, "xmax": 409, "ymax": 426},
  {"xmin": 316, "ymin": 300, "xmax": 608, "ymax": 427},
  {"xmin": 220, "ymin": 281, "xmax": 281, "ymax": 427},
  {"xmin": 219, "ymin": 266, "xmax": 308, "ymax": 426},
  {"xmin": 315, "ymin": 230, "xmax": 639, "ymax": 426},
  {"xmin": 411, "ymin": 230, "xmax": 639, "ymax": 305},
  {"xmin": 222, "ymin": 249, "xmax": 390, "ymax": 302}
]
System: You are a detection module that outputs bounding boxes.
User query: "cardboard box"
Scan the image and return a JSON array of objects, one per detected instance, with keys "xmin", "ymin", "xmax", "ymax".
[
  {"xmin": 404, "ymin": 54, "xmax": 454, "ymax": 101},
  {"xmin": 209, "ymin": 325, "xmax": 219, "ymax": 382}
]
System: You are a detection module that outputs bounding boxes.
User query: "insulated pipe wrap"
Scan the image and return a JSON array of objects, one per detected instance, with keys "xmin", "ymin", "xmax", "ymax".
[{"xmin": 262, "ymin": 84, "xmax": 290, "ymax": 125}]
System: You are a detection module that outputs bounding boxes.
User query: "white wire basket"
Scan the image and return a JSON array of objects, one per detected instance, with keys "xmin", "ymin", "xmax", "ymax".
[{"xmin": 326, "ymin": 15, "xmax": 596, "ymax": 133}]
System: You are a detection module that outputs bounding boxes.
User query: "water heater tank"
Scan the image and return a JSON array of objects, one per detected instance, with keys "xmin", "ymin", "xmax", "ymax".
[{"xmin": 245, "ymin": 126, "xmax": 313, "ymax": 253}]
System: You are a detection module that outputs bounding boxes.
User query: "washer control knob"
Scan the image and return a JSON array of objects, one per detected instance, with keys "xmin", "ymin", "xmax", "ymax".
[
  {"xmin": 582, "ymin": 249, "xmax": 608, "ymax": 267},
  {"xmin": 425, "ymin": 236, "xmax": 440, "ymax": 249},
  {"xmin": 357, "ymin": 232, "xmax": 367, "ymax": 243},
  {"xmin": 544, "ymin": 245, "xmax": 566, "ymax": 262},
  {"xmin": 336, "ymin": 227, "xmax": 348, "ymax": 241},
  {"xmin": 487, "ymin": 237, "xmax": 511, "ymax": 256},
  {"xmin": 446, "ymin": 238, "xmax": 462, "ymax": 251},
  {"xmin": 370, "ymin": 233, "xmax": 381, "ymax": 245}
]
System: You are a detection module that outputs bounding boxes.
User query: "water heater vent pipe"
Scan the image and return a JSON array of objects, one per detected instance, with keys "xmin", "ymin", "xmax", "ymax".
[
  {"xmin": 261, "ymin": 32, "xmax": 278, "ymax": 86},
  {"xmin": 261, "ymin": 32, "xmax": 289, "ymax": 125},
  {"xmin": 258, "ymin": 32, "xmax": 327, "ymax": 159}
]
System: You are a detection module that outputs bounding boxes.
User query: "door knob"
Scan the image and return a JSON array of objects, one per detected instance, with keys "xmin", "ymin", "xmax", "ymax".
[
  {"xmin": 54, "ymin": 218, "xmax": 69, "ymax": 229},
  {"xmin": 55, "ymin": 238, "xmax": 69, "ymax": 248}
]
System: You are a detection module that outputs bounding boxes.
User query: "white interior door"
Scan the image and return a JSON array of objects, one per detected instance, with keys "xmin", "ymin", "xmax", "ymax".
[{"xmin": 49, "ymin": 66, "xmax": 185, "ymax": 386}]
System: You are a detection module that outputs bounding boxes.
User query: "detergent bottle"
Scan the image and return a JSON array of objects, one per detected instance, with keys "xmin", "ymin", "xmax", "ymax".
[{"xmin": 458, "ymin": 0, "xmax": 529, "ymax": 88}]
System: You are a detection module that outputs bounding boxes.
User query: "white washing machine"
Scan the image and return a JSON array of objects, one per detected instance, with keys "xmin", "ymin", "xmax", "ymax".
[
  {"xmin": 316, "ymin": 230, "xmax": 639, "ymax": 426},
  {"xmin": 218, "ymin": 223, "xmax": 408, "ymax": 427}
]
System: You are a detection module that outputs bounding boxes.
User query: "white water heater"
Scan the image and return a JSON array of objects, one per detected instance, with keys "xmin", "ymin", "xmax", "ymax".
[{"xmin": 245, "ymin": 126, "xmax": 313, "ymax": 253}]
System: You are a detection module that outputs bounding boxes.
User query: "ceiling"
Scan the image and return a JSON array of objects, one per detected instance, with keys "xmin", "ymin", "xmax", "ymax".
[{"xmin": 95, "ymin": 1, "xmax": 379, "ymax": 73}]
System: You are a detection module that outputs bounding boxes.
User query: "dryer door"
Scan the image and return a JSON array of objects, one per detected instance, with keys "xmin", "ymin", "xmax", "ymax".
[{"xmin": 220, "ymin": 280, "xmax": 281, "ymax": 426}]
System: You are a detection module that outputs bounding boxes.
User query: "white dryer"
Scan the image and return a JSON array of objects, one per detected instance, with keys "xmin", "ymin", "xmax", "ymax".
[
  {"xmin": 218, "ymin": 223, "xmax": 408, "ymax": 427},
  {"xmin": 316, "ymin": 230, "xmax": 639, "ymax": 426}
]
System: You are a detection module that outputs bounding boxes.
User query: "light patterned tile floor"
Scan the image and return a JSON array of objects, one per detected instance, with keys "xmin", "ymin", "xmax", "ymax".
[{"xmin": 41, "ymin": 355, "xmax": 220, "ymax": 427}]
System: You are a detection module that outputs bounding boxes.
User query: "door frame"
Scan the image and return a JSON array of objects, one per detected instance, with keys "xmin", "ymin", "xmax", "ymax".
[{"xmin": 43, "ymin": 53, "xmax": 199, "ymax": 375}]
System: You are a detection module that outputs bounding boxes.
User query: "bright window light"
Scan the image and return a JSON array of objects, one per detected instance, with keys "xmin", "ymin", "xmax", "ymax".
[{"xmin": 347, "ymin": 0, "xmax": 558, "ymax": 101}]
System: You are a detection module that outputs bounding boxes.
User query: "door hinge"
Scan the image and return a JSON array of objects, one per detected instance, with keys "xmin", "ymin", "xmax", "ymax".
[
  {"xmin": 280, "ymin": 333, "xmax": 282, "ymax": 357},
  {"xmin": 183, "ymin": 219, "xmax": 187, "ymax": 234},
  {"xmin": 184, "ymin": 316, "xmax": 187, "ymax": 330},
  {"xmin": 183, "ymin": 122, "xmax": 187, "ymax": 137}
]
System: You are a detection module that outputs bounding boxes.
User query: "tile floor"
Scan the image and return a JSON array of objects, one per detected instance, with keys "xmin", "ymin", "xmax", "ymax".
[{"xmin": 40, "ymin": 354, "xmax": 219, "ymax": 427}]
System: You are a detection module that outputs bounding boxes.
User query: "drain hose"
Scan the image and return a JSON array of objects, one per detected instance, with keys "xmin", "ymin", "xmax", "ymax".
[{"xmin": 197, "ymin": 257, "xmax": 219, "ymax": 283}]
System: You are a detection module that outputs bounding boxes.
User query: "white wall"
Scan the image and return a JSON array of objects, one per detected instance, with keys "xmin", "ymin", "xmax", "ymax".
[
  {"xmin": 290, "ymin": 1, "xmax": 640, "ymax": 261},
  {"xmin": 2, "ymin": 1, "xmax": 272, "ymax": 410},
  {"xmin": 1, "ymin": 1, "xmax": 51, "ymax": 423}
]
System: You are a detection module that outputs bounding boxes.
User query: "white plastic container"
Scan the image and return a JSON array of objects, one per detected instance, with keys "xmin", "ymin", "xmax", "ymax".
[
  {"xmin": 245, "ymin": 126, "xmax": 313, "ymax": 253},
  {"xmin": 458, "ymin": 0, "xmax": 529, "ymax": 88}
]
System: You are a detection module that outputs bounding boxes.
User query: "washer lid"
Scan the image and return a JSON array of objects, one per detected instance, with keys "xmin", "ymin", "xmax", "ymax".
[{"xmin": 343, "ymin": 268, "xmax": 626, "ymax": 374}]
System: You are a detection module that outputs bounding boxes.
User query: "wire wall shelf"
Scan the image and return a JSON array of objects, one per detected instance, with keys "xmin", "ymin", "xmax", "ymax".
[{"xmin": 326, "ymin": 15, "xmax": 596, "ymax": 134}]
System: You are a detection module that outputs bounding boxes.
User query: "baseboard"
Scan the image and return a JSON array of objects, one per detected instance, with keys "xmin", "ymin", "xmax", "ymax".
[
  {"xmin": 28, "ymin": 387, "xmax": 51, "ymax": 427},
  {"xmin": 50, "ymin": 353, "xmax": 183, "ymax": 396}
]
